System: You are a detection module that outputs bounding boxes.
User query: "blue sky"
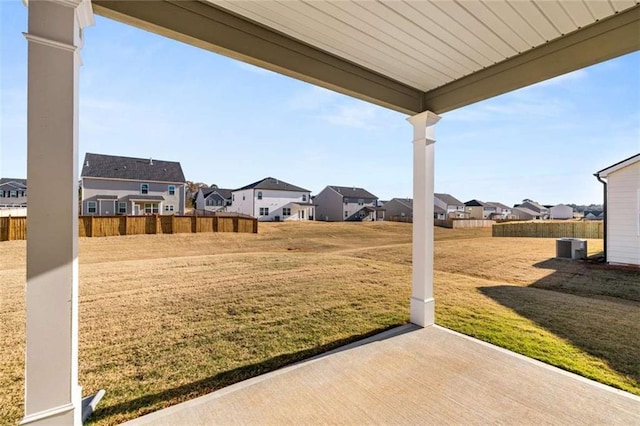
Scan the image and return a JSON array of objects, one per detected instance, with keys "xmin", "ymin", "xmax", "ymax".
[{"xmin": 1, "ymin": 1, "xmax": 638, "ymax": 206}]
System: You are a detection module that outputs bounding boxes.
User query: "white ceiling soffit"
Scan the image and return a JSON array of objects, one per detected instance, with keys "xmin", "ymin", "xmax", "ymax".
[
  {"xmin": 210, "ymin": 0, "xmax": 638, "ymax": 88},
  {"xmin": 92, "ymin": 1, "xmax": 640, "ymax": 114}
]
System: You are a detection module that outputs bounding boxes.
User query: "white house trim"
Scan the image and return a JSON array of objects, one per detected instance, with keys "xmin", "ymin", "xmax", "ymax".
[{"xmin": 407, "ymin": 111, "xmax": 441, "ymax": 327}]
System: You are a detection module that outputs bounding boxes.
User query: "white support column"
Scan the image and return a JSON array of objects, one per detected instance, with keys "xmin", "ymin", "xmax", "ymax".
[
  {"xmin": 407, "ymin": 111, "xmax": 441, "ymax": 327},
  {"xmin": 23, "ymin": 1, "xmax": 93, "ymax": 425}
]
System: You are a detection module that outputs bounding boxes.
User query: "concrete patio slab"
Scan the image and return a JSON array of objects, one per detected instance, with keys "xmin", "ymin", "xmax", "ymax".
[{"xmin": 125, "ymin": 325, "xmax": 640, "ymax": 425}]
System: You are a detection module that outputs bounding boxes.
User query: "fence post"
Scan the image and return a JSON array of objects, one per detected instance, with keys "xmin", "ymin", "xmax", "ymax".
[
  {"xmin": 213, "ymin": 216, "xmax": 218, "ymax": 233},
  {"xmin": 172, "ymin": 215, "xmax": 176, "ymax": 234},
  {"xmin": 90, "ymin": 215, "xmax": 95, "ymax": 238},
  {"xmin": 233, "ymin": 216, "xmax": 239, "ymax": 232},
  {"xmin": 253, "ymin": 218, "xmax": 258, "ymax": 233},
  {"xmin": 7, "ymin": 216, "xmax": 13, "ymax": 241},
  {"xmin": 155, "ymin": 215, "xmax": 161, "ymax": 234},
  {"xmin": 192, "ymin": 216, "xmax": 197, "ymax": 233}
]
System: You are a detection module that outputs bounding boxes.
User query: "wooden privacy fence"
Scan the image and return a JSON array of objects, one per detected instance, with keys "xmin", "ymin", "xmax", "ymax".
[
  {"xmin": 435, "ymin": 219, "xmax": 496, "ymax": 228},
  {"xmin": 492, "ymin": 221, "xmax": 603, "ymax": 238},
  {"xmin": 0, "ymin": 215, "xmax": 257, "ymax": 241}
]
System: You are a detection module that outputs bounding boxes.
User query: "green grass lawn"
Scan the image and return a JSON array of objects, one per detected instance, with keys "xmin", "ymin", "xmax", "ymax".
[{"xmin": 0, "ymin": 222, "xmax": 637, "ymax": 425}]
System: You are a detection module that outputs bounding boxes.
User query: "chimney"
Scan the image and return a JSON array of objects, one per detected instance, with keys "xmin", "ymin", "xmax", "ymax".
[
  {"xmin": 149, "ymin": 158, "xmax": 153, "ymax": 165},
  {"xmin": 85, "ymin": 160, "xmax": 89, "ymax": 167}
]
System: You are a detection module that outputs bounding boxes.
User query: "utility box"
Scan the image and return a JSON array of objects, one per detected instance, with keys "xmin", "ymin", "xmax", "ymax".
[{"xmin": 556, "ymin": 238, "xmax": 588, "ymax": 260}]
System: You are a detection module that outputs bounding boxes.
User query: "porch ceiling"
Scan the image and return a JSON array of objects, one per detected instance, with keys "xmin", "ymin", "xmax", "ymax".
[{"xmin": 92, "ymin": 0, "xmax": 640, "ymax": 114}]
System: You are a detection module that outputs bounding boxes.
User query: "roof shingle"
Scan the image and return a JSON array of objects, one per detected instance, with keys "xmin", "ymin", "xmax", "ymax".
[{"xmin": 81, "ymin": 153, "xmax": 186, "ymax": 183}]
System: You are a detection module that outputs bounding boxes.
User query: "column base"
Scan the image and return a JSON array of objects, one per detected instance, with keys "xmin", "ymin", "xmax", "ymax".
[
  {"xmin": 21, "ymin": 404, "xmax": 76, "ymax": 425},
  {"xmin": 410, "ymin": 297, "xmax": 435, "ymax": 327}
]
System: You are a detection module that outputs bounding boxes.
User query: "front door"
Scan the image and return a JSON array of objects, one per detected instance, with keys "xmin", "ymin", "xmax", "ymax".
[{"xmin": 134, "ymin": 205, "xmax": 140, "ymax": 215}]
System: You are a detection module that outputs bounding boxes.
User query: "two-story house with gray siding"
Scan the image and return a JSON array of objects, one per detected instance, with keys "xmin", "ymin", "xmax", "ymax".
[
  {"xmin": 195, "ymin": 187, "xmax": 233, "ymax": 212},
  {"xmin": 434, "ymin": 193, "xmax": 468, "ymax": 218},
  {"xmin": 0, "ymin": 178, "xmax": 28, "ymax": 207},
  {"xmin": 80, "ymin": 153, "xmax": 186, "ymax": 216},
  {"xmin": 315, "ymin": 186, "xmax": 383, "ymax": 221}
]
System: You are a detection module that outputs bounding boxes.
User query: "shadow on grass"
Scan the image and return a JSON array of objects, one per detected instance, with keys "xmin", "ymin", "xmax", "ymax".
[
  {"xmin": 528, "ymin": 257, "xmax": 640, "ymax": 302},
  {"xmin": 479, "ymin": 284, "xmax": 640, "ymax": 388},
  {"xmin": 87, "ymin": 323, "xmax": 414, "ymax": 424}
]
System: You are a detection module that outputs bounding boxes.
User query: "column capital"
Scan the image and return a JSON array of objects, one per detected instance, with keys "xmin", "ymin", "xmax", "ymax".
[
  {"xmin": 406, "ymin": 110, "xmax": 441, "ymax": 128},
  {"xmin": 407, "ymin": 110, "xmax": 441, "ymax": 142},
  {"xmin": 24, "ymin": 0, "xmax": 94, "ymax": 29}
]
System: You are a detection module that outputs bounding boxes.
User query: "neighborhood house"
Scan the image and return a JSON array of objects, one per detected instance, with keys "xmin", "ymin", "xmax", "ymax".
[
  {"xmin": 230, "ymin": 177, "xmax": 314, "ymax": 221},
  {"xmin": 195, "ymin": 187, "xmax": 233, "ymax": 212},
  {"xmin": 595, "ymin": 153, "xmax": 640, "ymax": 266},
  {"xmin": 315, "ymin": 185, "xmax": 384, "ymax": 221},
  {"xmin": 434, "ymin": 193, "xmax": 468, "ymax": 219},
  {"xmin": 0, "ymin": 178, "xmax": 27, "ymax": 207},
  {"xmin": 80, "ymin": 153, "xmax": 186, "ymax": 216}
]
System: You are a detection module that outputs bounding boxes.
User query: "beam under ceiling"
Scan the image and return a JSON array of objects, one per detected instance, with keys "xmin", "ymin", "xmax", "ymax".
[{"xmin": 93, "ymin": 0, "xmax": 640, "ymax": 115}]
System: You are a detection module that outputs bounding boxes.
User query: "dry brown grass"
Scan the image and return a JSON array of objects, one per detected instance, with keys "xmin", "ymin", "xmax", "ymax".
[{"xmin": 0, "ymin": 222, "xmax": 638, "ymax": 425}]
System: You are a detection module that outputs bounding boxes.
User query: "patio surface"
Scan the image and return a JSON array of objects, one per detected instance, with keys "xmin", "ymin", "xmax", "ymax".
[{"xmin": 125, "ymin": 325, "xmax": 640, "ymax": 425}]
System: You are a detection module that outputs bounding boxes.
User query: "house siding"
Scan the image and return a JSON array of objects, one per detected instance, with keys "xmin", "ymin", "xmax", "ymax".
[
  {"xmin": 82, "ymin": 178, "xmax": 185, "ymax": 215},
  {"xmin": 383, "ymin": 199, "xmax": 413, "ymax": 218},
  {"xmin": 465, "ymin": 206, "xmax": 484, "ymax": 219},
  {"xmin": 231, "ymin": 188, "xmax": 312, "ymax": 221},
  {"xmin": 606, "ymin": 161, "xmax": 640, "ymax": 266},
  {"xmin": 550, "ymin": 204, "xmax": 573, "ymax": 219},
  {"xmin": 315, "ymin": 187, "xmax": 343, "ymax": 221}
]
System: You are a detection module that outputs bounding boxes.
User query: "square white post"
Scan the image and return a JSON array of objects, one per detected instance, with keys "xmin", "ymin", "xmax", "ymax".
[
  {"xmin": 407, "ymin": 111, "xmax": 441, "ymax": 327},
  {"xmin": 23, "ymin": 1, "xmax": 93, "ymax": 424}
]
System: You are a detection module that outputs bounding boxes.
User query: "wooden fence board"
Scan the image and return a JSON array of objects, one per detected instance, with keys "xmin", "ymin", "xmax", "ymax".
[
  {"xmin": 0, "ymin": 215, "xmax": 257, "ymax": 241},
  {"xmin": 492, "ymin": 221, "xmax": 602, "ymax": 238}
]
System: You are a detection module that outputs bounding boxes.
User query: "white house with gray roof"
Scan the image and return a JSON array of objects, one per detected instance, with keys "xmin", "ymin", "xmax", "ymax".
[
  {"xmin": 434, "ymin": 193, "xmax": 467, "ymax": 218},
  {"xmin": 195, "ymin": 187, "xmax": 233, "ymax": 212},
  {"xmin": 231, "ymin": 177, "xmax": 313, "ymax": 221},
  {"xmin": 315, "ymin": 185, "xmax": 383, "ymax": 222},
  {"xmin": 80, "ymin": 153, "xmax": 186, "ymax": 216}
]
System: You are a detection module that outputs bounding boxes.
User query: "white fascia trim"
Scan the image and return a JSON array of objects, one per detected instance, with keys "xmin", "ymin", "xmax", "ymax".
[
  {"xmin": 82, "ymin": 177, "xmax": 186, "ymax": 185},
  {"xmin": 597, "ymin": 155, "xmax": 640, "ymax": 178},
  {"xmin": 21, "ymin": 403, "xmax": 74, "ymax": 425}
]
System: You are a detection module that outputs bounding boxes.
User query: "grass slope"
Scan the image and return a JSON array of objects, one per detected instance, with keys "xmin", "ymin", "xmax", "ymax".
[{"xmin": 0, "ymin": 222, "xmax": 637, "ymax": 425}]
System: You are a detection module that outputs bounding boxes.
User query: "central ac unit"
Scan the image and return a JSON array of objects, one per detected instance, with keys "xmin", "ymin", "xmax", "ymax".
[{"xmin": 556, "ymin": 238, "xmax": 587, "ymax": 260}]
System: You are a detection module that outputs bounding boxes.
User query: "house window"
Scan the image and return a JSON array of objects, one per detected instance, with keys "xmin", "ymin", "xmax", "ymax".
[
  {"xmin": 141, "ymin": 183, "xmax": 149, "ymax": 194},
  {"xmin": 87, "ymin": 201, "xmax": 97, "ymax": 214},
  {"xmin": 117, "ymin": 202, "xmax": 126, "ymax": 214},
  {"xmin": 0, "ymin": 191, "xmax": 4, "ymax": 197},
  {"xmin": 168, "ymin": 185, "xmax": 175, "ymax": 195},
  {"xmin": 10, "ymin": 191, "xmax": 17, "ymax": 198},
  {"xmin": 283, "ymin": 207, "xmax": 291, "ymax": 216},
  {"xmin": 144, "ymin": 203, "xmax": 159, "ymax": 214},
  {"xmin": 232, "ymin": 194, "xmax": 235, "ymax": 202},
  {"xmin": 165, "ymin": 204, "xmax": 174, "ymax": 212},
  {"xmin": 302, "ymin": 194, "xmax": 307, "ymax": 202},
  {"xmin": 345, "ymin": 211, "xmax": 348, "ymax": 218},
  {"xmin": 259, "ymin": 207, "xmax": 269, "ymax": 216},
  {"xmin": 257, "ymin": 191, "xmax": 262, "ymax": 200},
  {"xmin": 344, "ymin": 199, "xmax": 348, "ymax": 204},
  {"xmin": 358, "ymin": 199, "xmax": 364, "ymax": 206},
  {"xmin": 206, "ymin": 199, "xmax": 213, "ymax": 206}
]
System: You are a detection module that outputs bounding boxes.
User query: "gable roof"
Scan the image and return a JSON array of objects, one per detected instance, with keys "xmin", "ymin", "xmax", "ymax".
[
  {"xmin": 596, "ymin": 152, "xmax": 640, "ymax": 178},
  {"xmin": 81, "ymin": 153, "xmax": 186, "ymax": 183},
  {"xmin": 0, "ymin": 178, "xmax": 27, "ymax": 186},
  {"xmin": 485, "ymin": 202, "xmax": 510, "ymax": 210},
  {"xmin": 201, "ymin": 187, "xmax": 233, "ymax": 199},
  {"xmin": 434, "ymin": 193, "xmax": 463, "ymax": 206},
  {"xmin": 513, "ymin": 207, "xmax": 541, "ymax": 217},
  {"xmin": 386, "ymin": 198, "xmax": 413, "ymax": 208},
  {"xmin": 519, "ymin": 200, "xmax": 548, "ymax": 212},
  {"xmin": 464, "ymin": 199, "xmax": 486, "ymax": 207},
  {"xmin": 234, "ymin": 177, "xmax": 309, "ymax": 192},
  {"xmin": 329, "ymin": 186, "xmax": 377, "ymax": 199}
]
